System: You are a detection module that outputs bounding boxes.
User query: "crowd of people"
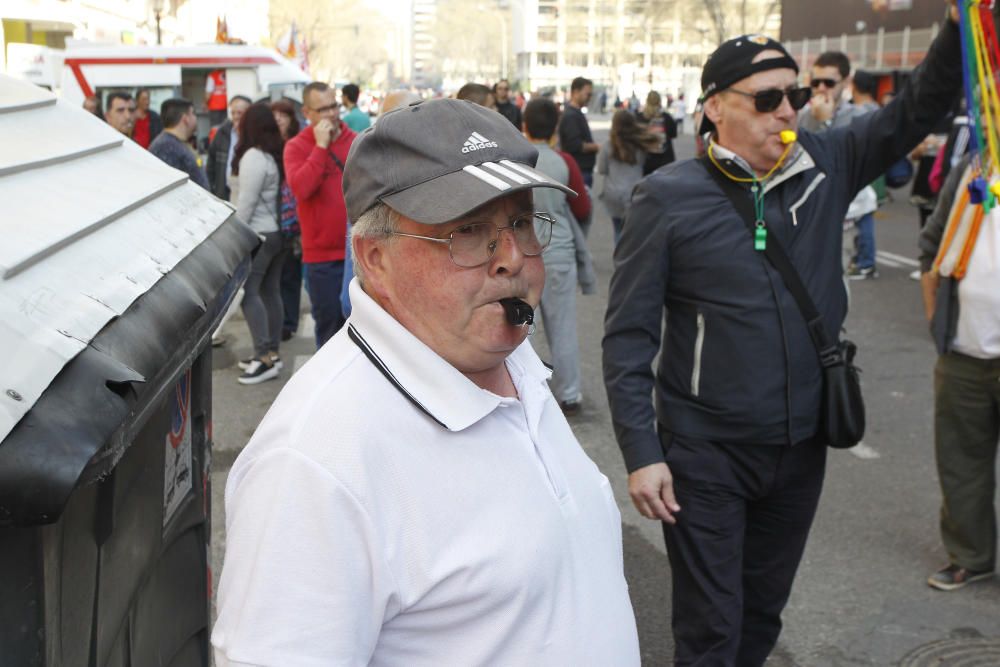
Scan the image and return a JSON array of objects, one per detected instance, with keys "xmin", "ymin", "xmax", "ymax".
[{"xmin": 83, "ymin": 6, "xmax": 1000, "ymax": 660}]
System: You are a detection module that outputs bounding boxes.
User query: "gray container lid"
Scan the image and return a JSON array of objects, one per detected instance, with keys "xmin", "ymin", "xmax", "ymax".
[{"xmin": 0, "ymin": 74, "xmax": 258, "ymax": 526}]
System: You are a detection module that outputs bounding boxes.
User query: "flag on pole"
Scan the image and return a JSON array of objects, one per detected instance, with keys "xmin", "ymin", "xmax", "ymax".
[
  {"xmin": 216, "ymin": 16, "xmax": 229, "ymax": 44},
  {"xmin": 276, "ymin": 22, "xmax": 310, "ymax": 74}
]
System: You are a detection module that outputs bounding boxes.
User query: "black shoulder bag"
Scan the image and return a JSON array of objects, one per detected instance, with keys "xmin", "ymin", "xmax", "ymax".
[{"xmin": 701, "ymin": 158, "xmax": 865, "ymax": 449}]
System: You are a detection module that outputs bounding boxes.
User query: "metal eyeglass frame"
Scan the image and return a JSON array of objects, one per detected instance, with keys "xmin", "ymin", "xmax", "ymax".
[{"xmin": 389, "ymin": 212, "xmax": 556, "ymax": 268}]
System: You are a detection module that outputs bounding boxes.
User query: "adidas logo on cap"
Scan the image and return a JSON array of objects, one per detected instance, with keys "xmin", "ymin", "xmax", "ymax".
[{"xmin": 461, "ymin": 131, "xmax": 498, "ymax": 154}]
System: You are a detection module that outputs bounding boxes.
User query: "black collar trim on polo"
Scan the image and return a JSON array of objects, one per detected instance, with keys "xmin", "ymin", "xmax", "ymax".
[
  {"xmin": 347, "ymin": 323, "xmax": 447, "ymax": 429},
  {"xmin": 541, "ymin": 359, "xmax": 554, "ymax": 371}
]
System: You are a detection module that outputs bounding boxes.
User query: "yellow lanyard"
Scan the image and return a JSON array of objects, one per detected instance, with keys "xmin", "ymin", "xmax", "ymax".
[{"xmin": 707, "ymin": 137, "xmax": 796, "ymax": 250}]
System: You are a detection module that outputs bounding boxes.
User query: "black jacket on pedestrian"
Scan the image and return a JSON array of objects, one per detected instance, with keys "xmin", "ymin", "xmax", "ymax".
[
  {"xmin": 496, "ymin": 100, "xmax": 522, "ymax": 130},
  {"xmin": 559, "ymin": 104, "xmax": 595, "ymax": 173},
  {"xmin": 603, "ymin": 22, "xmax": 963, "ymax": 473},
  {"xmin": 207, "ymin": 119, "xmax": 234, "ymax": 200}
]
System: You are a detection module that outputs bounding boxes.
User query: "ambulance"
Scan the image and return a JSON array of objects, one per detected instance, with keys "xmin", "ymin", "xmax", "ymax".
[{"xmin": 58, "ymin": 43, "xmax": 310, "ymax": 136}]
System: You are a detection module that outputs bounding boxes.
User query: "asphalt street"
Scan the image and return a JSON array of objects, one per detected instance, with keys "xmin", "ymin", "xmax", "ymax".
[{"xmin": 208, "ymin": 114, "xmax": 1000, "ymax": 666}]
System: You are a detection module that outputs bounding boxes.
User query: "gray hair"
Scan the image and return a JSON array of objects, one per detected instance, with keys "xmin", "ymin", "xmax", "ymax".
[{"xmin": 350, "ymin": 202, "xmax": 401, "ymax": 285}]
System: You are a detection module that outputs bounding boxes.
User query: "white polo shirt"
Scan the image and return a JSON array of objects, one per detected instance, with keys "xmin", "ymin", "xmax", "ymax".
[{"xmin": 212, "ymin": 279, "xmax": 640, "ymax": 666}]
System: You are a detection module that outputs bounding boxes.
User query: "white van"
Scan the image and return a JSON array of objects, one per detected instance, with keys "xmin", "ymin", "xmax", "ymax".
[{"xmin": 60, "ymin": 43, "xmax": 310, "ymax": 138}]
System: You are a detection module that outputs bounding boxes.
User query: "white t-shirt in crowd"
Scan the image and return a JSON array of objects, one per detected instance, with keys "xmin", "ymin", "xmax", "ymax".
[
  {"xmin": 953, "ymin": 207, "xmax": 1000, "ymax": 358},
  {"xmin": 212, "ymin": 278, "xmax": 640, "ymax": 666}
]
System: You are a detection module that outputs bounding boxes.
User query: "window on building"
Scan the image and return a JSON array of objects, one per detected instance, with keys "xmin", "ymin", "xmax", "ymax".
[
  {"xmin": 537, "ymin": 52, "xmax": 558, "ymax": 66},
  {"xmin": 566, "ymin": 53, "xmax": 588, "ymax": 67},
  {"xmin": 625, "ymin": 0, "xmax": 646, "ymax": 15},
  {"xmin": 537, "ymin": 27, "xmax": 557, "ymax": 42}
]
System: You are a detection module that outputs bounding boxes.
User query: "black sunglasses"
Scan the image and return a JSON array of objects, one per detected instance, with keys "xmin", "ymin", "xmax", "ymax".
[
  {"xmin": 727, "ymin": 86, "xmax": 812, "ymax": 113},
  {"xmin": 810, "ymin": 78, "xmax": 841, "ymax": 89}
]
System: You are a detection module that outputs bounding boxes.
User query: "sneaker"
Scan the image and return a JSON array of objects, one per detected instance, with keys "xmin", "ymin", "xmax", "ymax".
[
  {"xmin": 559, "ymin": 401, "xmax": 581, "ymax": 417},
  {"xmin": 211, "ymin": 333, "xmax": 227, "ymax": 347},
  {"xmin": 238, "ymin": 359, "xmax": 279, "ymax": 385},
  {"xmin": 927, "ymin": 564, "xmax": 993, "ymax": 591},
  {"xmin": 239, "ymin": 354, "xmax": 283, "ymax": 371},
  {"xmin": 909, "ymin": 269, "xmax": 922, "ymax": 281},
  {"xmin": 846, "ymin": 265, "xmax": 878, "ymax": 280},
  {"xmin": 281, "ymin": 328, "xmax": 296, "ymax": 342}
]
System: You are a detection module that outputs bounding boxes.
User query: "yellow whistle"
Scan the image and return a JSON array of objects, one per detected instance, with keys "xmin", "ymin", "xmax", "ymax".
[{"xmin": 780, "ymin": 130, "xmax": 797, "ymax": 144}]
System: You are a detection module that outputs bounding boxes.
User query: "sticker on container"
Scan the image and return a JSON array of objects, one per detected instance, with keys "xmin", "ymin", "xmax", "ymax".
[{"xmin": 163, "ymin": 369, "xmax": 193, "ymax": 527}]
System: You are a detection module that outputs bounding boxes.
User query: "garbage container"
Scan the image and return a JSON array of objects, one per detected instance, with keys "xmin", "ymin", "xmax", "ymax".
[{"xmin": 0, "ymin": 75, "xmax": 258, "ymax": 666}]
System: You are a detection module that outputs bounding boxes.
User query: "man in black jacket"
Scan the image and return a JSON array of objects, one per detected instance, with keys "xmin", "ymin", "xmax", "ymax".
[
  {"xmin": 206, "ymin": 95, "xmax": 251, "ymax": 200},
  {"xmin": 558, "ymin": 77, "xmax": 599, "ymax": 186},
  {"xmin": 493, "ymin": 79, "xmax": 521, "ymax": 129},
  {"xmin": 603, "ymin": 6, "xmax": 962, "ymax": 665}
]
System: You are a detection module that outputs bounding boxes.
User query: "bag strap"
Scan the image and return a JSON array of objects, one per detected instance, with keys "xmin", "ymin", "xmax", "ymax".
[{"xmin": 700, "ymin": 157, "xmax": 842, "ymax": 366}]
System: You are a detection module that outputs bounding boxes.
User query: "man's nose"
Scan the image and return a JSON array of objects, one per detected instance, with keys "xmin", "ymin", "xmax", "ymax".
[
  {"xmin": 774, "ymin": 95, "xmax": 796, "ymax": 120},
  {"xmin": 489, "ymin": 226, "xmax": 525, "ymax": 275}
]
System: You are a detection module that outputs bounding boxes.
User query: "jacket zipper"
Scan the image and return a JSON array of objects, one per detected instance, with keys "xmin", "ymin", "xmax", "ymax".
[
  {"xmin": 691, "ymin": 312, "xmax": 705, "ymax": 396},
  {"xmin": 789, "ymin": 173, "xmax": 827, "ymax": 226}
]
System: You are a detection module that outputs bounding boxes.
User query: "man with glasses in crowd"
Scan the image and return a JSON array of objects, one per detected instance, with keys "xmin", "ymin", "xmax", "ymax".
[
  {"xmin": 799, "ymin": 51, "xmax": 882, "ymax": 280},
  {"xmin": 604, "ymin": 7, "xmax": 962, "ymax": 664},
  {"xmin": 213, "ymin": 98, "xmax": 640, "ymax": 665},
  {"xmin": 284, "ymin": 81, "xmax": 357, "ymax": 347}
]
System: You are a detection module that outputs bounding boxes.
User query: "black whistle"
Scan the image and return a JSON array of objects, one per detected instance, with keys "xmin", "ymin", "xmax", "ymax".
[{"xmin": 499, "ymin": 297, "xmax": 534, "ymax": 326}]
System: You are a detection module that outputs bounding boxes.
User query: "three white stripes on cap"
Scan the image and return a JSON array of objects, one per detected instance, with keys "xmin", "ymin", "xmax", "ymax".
[{"xmin": 463, "ymin": 158, "xmax": 553, "ymax": 191}]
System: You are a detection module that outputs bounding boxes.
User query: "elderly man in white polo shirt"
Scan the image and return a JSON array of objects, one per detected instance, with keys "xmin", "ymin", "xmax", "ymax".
[{"xmin": 212, "ymin": 98, "xmax": 640, "ymax": 665}]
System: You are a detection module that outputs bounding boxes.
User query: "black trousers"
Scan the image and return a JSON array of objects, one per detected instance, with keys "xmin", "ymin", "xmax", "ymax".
[{"xmin": 659, "ymin": 432, "xmax": 827, "ymax": 667}]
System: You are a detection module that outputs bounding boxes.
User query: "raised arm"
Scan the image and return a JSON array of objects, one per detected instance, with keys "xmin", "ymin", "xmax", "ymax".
[
  {"xmin": 829, "ymin": 14, "xmax": 962, "ymax": 195},
  {"xmin": 284, "ymin": 136, "xmax": 330, "ymax": 202}
]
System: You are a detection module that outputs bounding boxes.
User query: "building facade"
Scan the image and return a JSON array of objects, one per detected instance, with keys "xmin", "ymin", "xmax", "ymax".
[
  {"xmin": 411, "ymin": 0, "xmax": 436, "ymax": 87},
  {"xmin": 780, "ymin": 0, "xmax": 946, "ymax": 74},
  {"xmin": 512, "ymin": 0, "xmax": 779, "ymax": 105}
]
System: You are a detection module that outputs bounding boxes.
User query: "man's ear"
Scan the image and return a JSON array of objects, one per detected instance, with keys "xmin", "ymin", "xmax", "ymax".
[
  {"xmin": 703, "ymin": 94, "xmax": 724, "ymax": 127},
  {"xmin": 353, "ymin": 236, "xmax": 391, "ymax": 300}
]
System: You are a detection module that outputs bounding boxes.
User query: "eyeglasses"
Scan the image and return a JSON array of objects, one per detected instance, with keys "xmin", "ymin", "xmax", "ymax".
[
  {"xmin": 810, "ymin": 78, "xmax": 841, "ymax": 89},
  {"xmin": 308, "ymin": 104, "xmax": 338, "ymax": 114},
  {"xmin": 391, "ymin": 212, "xmax": 555, "ymax": 268},
  {"xmin": 727, "ymin": 86, "xmax": 812, "ymax": 113}
]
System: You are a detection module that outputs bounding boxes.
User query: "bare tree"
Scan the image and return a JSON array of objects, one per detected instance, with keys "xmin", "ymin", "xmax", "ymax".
[
  {"xmin": 433, "ymin": 0, "xmax": 509, "ymax": 86},
  {"xmin": 696, "ymin": 0, "xmax": 781, "ymax": 45},
  {"xmin": 269, "ymin": 0, "xmax": 390, "ymax": 86}
]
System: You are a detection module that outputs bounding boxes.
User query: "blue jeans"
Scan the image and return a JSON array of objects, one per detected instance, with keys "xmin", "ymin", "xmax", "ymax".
[
  {"xmin": 340, "ymin": 226, "xmax": 354, "ymax": 318},
  {"xmin": 853, "ymin": 212, "xmax": 876, "ymax": 269},
  {"xmin": 304, "ymin": 260, "xmax": 346, "ymax": 349}
]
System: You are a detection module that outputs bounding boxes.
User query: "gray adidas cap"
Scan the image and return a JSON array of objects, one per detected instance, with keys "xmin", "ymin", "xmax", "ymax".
[{"xmin": 343, "ymin": 98, "xmax": 575, "ymax": 224}]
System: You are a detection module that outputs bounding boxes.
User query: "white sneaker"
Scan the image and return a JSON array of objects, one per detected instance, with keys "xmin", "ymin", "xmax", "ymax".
[
  {"xmin": 239, "ymin": 355, "xmax": 283, "ymax": 371},
  {"xmin": 909, "ymin": 269, "xmax": 921, "ymax": 281},
  {"xmin": 238, "ymin": 359, "xmax": 279, "ymax": 385}
]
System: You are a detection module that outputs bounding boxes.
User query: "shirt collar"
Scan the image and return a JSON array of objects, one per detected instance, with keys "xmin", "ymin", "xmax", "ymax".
[
  {"xmin": 709, "ymin": 140, "xmax": 817, "ymax": 193},
  {"xmin": 346, "ymin": 278, "xmax": 552, "ymax": 432}
]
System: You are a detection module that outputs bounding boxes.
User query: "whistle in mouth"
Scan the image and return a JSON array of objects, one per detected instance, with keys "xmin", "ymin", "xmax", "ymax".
[
  {"xmin": 499, "ymin": 297, "xmax": 534, "ymax": 326},
  {"xmin": 780, "ymin": 130, "xmax": 797, "ymax": 145}
]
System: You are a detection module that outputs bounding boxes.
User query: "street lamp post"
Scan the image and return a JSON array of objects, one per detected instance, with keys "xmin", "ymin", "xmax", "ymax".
[{"xmin": 151, "ymin": 0, "xmax": 164, "ymax": 45}]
